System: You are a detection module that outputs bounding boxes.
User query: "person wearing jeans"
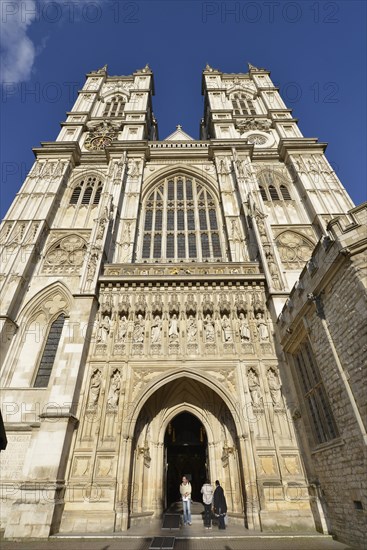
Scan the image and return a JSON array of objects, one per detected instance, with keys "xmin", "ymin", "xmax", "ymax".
[
  {"xmin": 180, "ymin": 476, "xmax": 192, "ymax": 525},
  {"xmin": 201, "ymin": 479, "xmax": 213, "ymax": 529}
]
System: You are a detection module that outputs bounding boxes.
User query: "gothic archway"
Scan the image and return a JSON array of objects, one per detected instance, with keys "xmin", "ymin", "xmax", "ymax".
[{"xmin": 122, "ymin": 376, "xmax": 246, "ymax": 527}]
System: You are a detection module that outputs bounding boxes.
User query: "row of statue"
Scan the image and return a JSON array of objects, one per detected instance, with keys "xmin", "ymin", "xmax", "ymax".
[
  {"xmin": 96, "ymin": 311, "xmax": 270, "ymax": 345},
  {"xmin": 248, "ymin": 367, "xmax": 282, "ymax": 407},
  {"xmin": 87, "ymin": 366, "xmax": 282, "ymax": 409}
]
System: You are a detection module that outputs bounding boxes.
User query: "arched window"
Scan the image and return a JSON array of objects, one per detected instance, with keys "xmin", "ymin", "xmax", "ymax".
[
  {"xmin": 231, "ymin": 93, "xmax": 256, "ymax": 116},
  {"xmin": 257, "ymin": 171, "xmax": 293, "ymax": 203},
  {"xmin": 81, "ymin": 186, "xmax": 93, "ymax": 204},
  {"xmin": 259, "ymin": 186, "xmax": 268, "ymax": 201},
  {"xmin": 103, "ymin": 95, "xmax": 125, "ymax": 117},
  {"xmin": 93, "ymin": 185, "xmax": 103, "ymax": 205},
  {"xmin": 140, "ymin": 176, "xmax": 224, "ymax": 262},
  {"xmin": 34, "ymin": 314, "xmax": 65, "ymax": 388},
  {"xmin": 280, "ymin": 185, "xmax": 292, "ymax": 201},
  {"xmin": 269, "ymin": 186, "xmax": 280, "ymax": 201},
  {"xmin": 69, "ymin": 176, "xmax": 103, "ymax": 206},
  {"xmin": 70, "ymin": 186, "xmax": 81, "ymax": 204}
]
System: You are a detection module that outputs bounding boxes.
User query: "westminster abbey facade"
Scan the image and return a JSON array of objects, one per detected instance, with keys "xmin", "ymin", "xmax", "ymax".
[{"xmin": 0, "ymin": 64, "xmax": 365, "ymax": 548}]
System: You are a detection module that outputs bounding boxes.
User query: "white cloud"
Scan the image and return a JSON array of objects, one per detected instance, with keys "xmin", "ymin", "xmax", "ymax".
[
  {"xmin": 0, "ymin": 0, "xmax": 37, "ymax": 83},
  {"xmin": 0, "ymin": 0, "xmax": 106, "ymax": 84}
]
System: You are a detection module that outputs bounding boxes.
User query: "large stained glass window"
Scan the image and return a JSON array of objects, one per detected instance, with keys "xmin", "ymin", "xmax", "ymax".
[{"xmin": 140, "ymin": 176, "xmax": 225, "ymax": 262}]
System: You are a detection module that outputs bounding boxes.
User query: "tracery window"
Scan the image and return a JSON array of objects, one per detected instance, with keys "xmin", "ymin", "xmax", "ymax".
[
  {"xmin": 103, "ymin": 95, "xmax": 125, "ymax": 117},
  {"xmin": 34, "ymin": 314, "xmax": 65, "ymax": 388},
  {"xmin": 231, "ymin": 93, "xmax": 256, "ymax": 116},
  {"xmin": 69, "ymin": 176, "xmax": 103, "ymax": 206},
  {"xmin": 294, "ymin": 341, "xmax": 339, "ymax": 445},
  {"xmin": 140, "ymin": 176, "xmax": 224, "ymax": 262},
  {"xmin": 257, "ymin": 171, "xmax": 292, "ymax": 202}
]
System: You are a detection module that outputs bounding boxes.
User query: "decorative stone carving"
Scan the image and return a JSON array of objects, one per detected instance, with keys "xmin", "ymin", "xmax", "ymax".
[
  {"xmin": 256, "ymin": 313, "xmax": 269, "ymax": 341},
  {"xmin": 87, "ymin": 369, "xmax": 102, "ymax": 408},
  {"xmin": 96, "ymin": 457, "xmax": 113, "ymax": 477},
  {"xmin": 237, "ymin": 118, "xmax": 272, "ymax": 134},
  {"xmin": 248, "ymin": 368, "xmax": 262, "ymax": 406},
  {"xmin": 84, "ymin": 120, "xmax": 121, "ymax": 150},
  {"xmin": 264, "ymin": 249, "xmax": 282, "ymax": 290},
  {"xmin": 238, "ymin": 313, "xmax": 250, "ymax": 341},
  {"xmin": 283, "ymin": 456, "xmax": 300, "ymax": 475},
  {"xmin": 116, "ymin": 315, "xmax": 128, "ymax": 343},
  {"xmin": 72, "ymin": 456, "xmax": 91, "ymax": 477},
  {"xmin": 217, "ymin": 157, "xmax": 231, "ymax": 175},
  {"xmin": 168, "ymin": 314, "xmax": 179, "ymax": 341},
  {"xmin": 118, "ymin": 294, "xmax": 130, "ymax": 316},
  {"xmin": 127, "ymin": 159, "xmax": 142, "ymax": 178},
  {"xmin": 133, "ymin": 314, "xmax": 145, "ymax": 343},
  {"xmin": 97, "ymin": 315, "xmax": 111, "ymax": 343},
  {"xmin": 42, "ymin": 235, "xmax": 87, "ymax": 275},
  {"xmin": 247, "ymin": 134, "xmax": 268, "ymax": 146},
  {"xmin": 259, "ymin": 456, "xmax": 276, "ymax": 476},
  {"xmin": 107, "ymin": 369, "xmax": 121, "ymax": 409},
  {"xmin": 276, "ymin": 231, "xmax": 314, "ymax": 269},
  {"xmin": 86, "ymin": 250, "xmax": 99, "ymax": 286},
  {"xmin": 203, "ymin": 314, "xmax": 215, "ymax": 342},
  {"xmin": 151, "ymin": 315, "xmax": 162, "ymax": 344},
  {"xmin": 221, "ymin": 441, "xmax": 234, "ymax": 467},
  {"xmin": 221, "ymin": 315, "xmax": 233, "ymax": 342},
  {"xmin": 267, "ymin": 368, "xmax": 282, "ymax": 406},
  {"xmin": 186, "ymin": 315, "xmax": 197, "ymax": 343},
  {"xmin": 135, "ymin": 295, "xmax": 147, "ymax": 316},
  {"xmin": 138, "ymin": 440, "xmax": 151, "ymax": 468}
]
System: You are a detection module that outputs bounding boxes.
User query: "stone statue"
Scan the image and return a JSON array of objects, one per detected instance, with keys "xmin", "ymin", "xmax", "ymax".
[
  {"xmin": 151, "ymin": 315, "xmax": 162, "ymax": 344},
  {"xmin": 117, "ymin": 315, "xmax": 128, "ymax": 342},
  {"xmin": 88, "ymin": 370, "xmax": 102, "ymax": 407},
  {"xmin": 221, "ymin": 315, "xmax": 233, "ymax": 342},
  {"xmin": 204, "ymin": 314, "xmax": 215, "ymax": 342},
  {"xmin": 168, "ymin": 314, "xmax": 179, "ymax": 340},
  {"xmin": 133, "ymin": 314, "xmax": 145, "ymax": 343},
  {"xmin": 107, "ymin": 370, "xmax": 121, "ymax": 408},
  {"xmin": 256, "ymin": 313, "xmax": 269, "ymax": 341},
  {"xmin": 187, "ymin": 315, "xmax": 197, "ymax": 342},
  {"xmin": 97, "ymin": 315, "xmax": 110, "ymax": 343},
  {"xmin": 86, "ymin": 252, "xmax": 98, "ymax": 283},
  {"xmin": 248, "ymin": 369, "xmax": 262, "ymax": 406},
  {"xmin": 267, "ymin": 369, "xmax": 282, "ymax": 406},
  {"xmin": 238, "ymin": 313, "xmax": 250, "ymax": 341}
]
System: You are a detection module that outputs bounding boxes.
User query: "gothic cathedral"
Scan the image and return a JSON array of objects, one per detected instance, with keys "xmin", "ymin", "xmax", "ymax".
[{"xmin": 0, "ymin": 64, "xmax": 366, "ymax": 547}]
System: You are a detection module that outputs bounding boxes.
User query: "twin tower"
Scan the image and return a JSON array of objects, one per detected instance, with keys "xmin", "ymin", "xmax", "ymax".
[{"xmin": 0, "ymin": 63, "xmax": 365, "ymax": 547}]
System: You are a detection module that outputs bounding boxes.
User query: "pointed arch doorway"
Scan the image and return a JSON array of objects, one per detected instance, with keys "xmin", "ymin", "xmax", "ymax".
[
  {"xmin": 126, "ymin": 374, "xmax": 247, "ymax": 526},
  {"xmin": 164, "ymin": 412, "xmax": 208, "ymax": 508}
]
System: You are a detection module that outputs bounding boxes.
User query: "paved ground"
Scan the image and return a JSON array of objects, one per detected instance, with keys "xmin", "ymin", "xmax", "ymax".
[
  {"xmin": 0, "ymin": 533, "xmax": 358, "ymax": 550},
  {"xmin": 1, "ymin": 505, "xmax": 361, "ymax": 550}
]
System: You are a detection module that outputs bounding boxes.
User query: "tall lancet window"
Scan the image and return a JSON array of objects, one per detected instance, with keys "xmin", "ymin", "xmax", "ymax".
[
  {"xmin": 231, "ymin": 93, "xmax": 257, "ymax": 116},
  {"xmin": 103, "ymin": 95, "xmax": 125, "ymax": 117},
  {"xmin": 140, "ymin": 176, "xmax": 225, "ymax": 262},
  {"xmin": 34, "ymin": 314, "xmax": 65, "ymax": 388}
]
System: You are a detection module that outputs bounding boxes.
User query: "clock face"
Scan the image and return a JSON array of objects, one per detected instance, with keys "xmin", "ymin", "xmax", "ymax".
[{"xmin": 85, "ymin": 132, "xmax": 113, "ymax": 150}]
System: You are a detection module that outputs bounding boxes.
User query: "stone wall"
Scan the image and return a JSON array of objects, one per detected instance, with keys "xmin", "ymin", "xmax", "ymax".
[{"xmin": 278, "ymin": 203, "xmax": 367, "ymax": 549}]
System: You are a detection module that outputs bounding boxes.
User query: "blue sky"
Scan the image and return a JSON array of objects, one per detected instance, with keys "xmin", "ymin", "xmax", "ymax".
[{"xmin": 1, "ymin": 0, "xmax": 366, "ymax": 217}]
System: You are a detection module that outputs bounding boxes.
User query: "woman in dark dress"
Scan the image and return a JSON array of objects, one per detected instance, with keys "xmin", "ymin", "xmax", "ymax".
[{"xmin": 213, "ymin": 480, "xmax": 227, "ymax": 529}]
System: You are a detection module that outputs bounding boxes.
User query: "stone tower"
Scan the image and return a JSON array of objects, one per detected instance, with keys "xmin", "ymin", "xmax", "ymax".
[{"xmin": 0, "ymin": 63, "xmax": 365, "ymax": 545}]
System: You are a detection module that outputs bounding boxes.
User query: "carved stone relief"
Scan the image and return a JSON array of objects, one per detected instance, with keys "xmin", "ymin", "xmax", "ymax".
[
  {"xmin": 267, "ymin": 368, "xmax": 282, "ymax": 407},
  {"xmin": 87, "ymin": 369, "xmax": 102, "ymax": 408},
  {"xmin": 42, "ymin": 234, "xmax": 87, "ymax": 275},
  {"xmin": 248, "ymin": 368, "xmax": 262, "ymax": 407},
  {"xmin": 276, "ymin": 231, "xmax": 314, "ymax": 269},
  {"xmin": 107, "ymin": 369, "xmax": 121, "ymax": 409}
]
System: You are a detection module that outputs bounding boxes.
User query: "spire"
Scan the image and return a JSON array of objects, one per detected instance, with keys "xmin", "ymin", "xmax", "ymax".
[{"xmin": 91, "ymin": 64, "xmax": 108, "ymax": 75}]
